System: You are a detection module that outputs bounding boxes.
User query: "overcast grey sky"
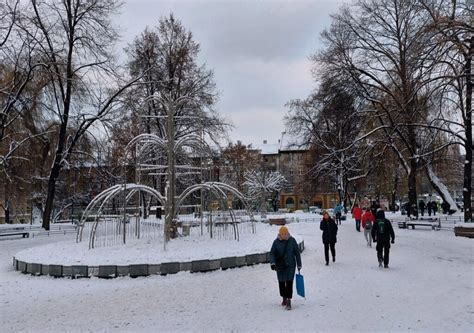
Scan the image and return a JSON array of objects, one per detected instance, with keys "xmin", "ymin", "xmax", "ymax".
[{"xmin": 115, "ymin": 0, "xmax": 346, "ymax": 145}]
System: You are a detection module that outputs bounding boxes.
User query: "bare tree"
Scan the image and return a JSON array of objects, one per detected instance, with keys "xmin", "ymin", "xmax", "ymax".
[
  {"xmin": 285, "ymin": 76, "xmax": 382, "ymax": 207},
  {"xmin": 316, "ymin": 0, "xmax": 454, "ymax": 217},
  {"xmin": 418, "ymin": 0, "xmax": 473, "ymax": 221},
  {"xmin": 11, "ymin": 0, "xmax": 147, "ymax": 230}
]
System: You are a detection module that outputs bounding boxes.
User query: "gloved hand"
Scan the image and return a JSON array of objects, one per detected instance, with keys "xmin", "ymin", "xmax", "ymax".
[
  {"xmin": 297, "ymin": 266, "xmax": 301, "ymax": 273},
  {"xmin": 270, "ymin": 264, "xmax": 276, "ymax": 271},
  {"xmin": 391, "ymin": 239, "xmax": 395, "ymax": 244}
]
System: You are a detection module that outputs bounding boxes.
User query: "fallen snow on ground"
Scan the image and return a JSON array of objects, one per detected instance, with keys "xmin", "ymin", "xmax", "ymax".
[
  {"xmin": 0, "ymin": 212, "xmax": 473, "ymax": 332},
  {"xmin": 14, "ymin": 223, "xmax": 301, "ymax": 265}
]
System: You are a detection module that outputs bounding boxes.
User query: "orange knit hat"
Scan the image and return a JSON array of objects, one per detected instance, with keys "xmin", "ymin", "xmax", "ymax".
[{"xmin": 279, "ymin": 226, "xmax": 289, "ymax": 235}]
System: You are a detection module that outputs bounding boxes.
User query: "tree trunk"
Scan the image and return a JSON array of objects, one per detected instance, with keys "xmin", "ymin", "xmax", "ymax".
[
  {"xmin": 42, "ymin": 123, "xmax": 67, "ymax": 230},
  {"xmin": 463, "ymin": 36, "xmax": 473, "ymax": 222},
  {"xmin": 407, "ymin": 158, "xmax": 418, "ymax": 218},
  {"xmin": 42, "ymin": 162, "xmax": 61, "ymax": 230}
]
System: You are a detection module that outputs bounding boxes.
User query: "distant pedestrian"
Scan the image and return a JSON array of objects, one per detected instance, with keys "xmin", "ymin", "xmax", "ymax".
[
  {"xmin": 361, "ymin": 208, "xmax": 375, "ymax": 247},
  {"xmin": 432, "ymin": 201, "xmax": 438, "ymax": 215},
  {"xmin": 320, "ymin": 211, "xmax": 338, "ymax": 265},
  {"xmin": 370, "ymin": 201, "xmax": 379, "ymax": 217},
  {"xmin": 269, "ymin": 226, "xmax": 302, "ymax": 310},
  {"xmin": 371, "ymin": 210, "xmax": 395, "ymax": 268},
  {"xmin": 419, "ymin": 200, "xmax": 425, "ymax": 217},
  {"xmin": 427, "ymin": 201, "xmax": 432, "ymax": 216},
  {"xmin": 334, "ymin": 203, "xmax": 343, "ymax": 225},
  {"xmin": 352, "ymin": 203, "xmax": 363, "ymax": 232}
]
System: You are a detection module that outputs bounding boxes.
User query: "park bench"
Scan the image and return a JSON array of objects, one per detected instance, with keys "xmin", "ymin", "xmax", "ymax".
[
  {"xmin": 268, "ymin": 218, "xmax": 286, "ymax": 225},
  {"xmin": 398, "ymin": 217, "xmax": 440, "ymax": 230},
  {"xmin": 0, "ymin": 229, "xmax": 29, "ymax": 238}
]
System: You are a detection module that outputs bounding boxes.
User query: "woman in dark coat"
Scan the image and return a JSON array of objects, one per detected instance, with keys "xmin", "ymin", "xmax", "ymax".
[
  {"xmin": 320, "ymin": 211, "xmax": 338, "ymax": 265},
  {"xmin": 371, "ymin": 209, "xmax": 395, "ymax": 268},
  {"xmin": 269, "ymin": 226, "xmax": 302, "ymax": 310}
]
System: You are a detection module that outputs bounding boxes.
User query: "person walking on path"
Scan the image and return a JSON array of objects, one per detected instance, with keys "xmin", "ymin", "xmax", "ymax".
[
  {"xmin": 361, "ymin": 208, "xmax": 375, "ymax": 247},
  {"xmin": 371, "ymin": 210, "xmax": 395, "ymax": 268},
  {"xmin": 352, "ymin": 204, "xmax": 363, "ymax": 232},
  {"xmin": 320, "ymin": 211, "xmax": 338, "ymax": 266},
  {"xmin": 427, "ymin": 201, "xmax": 432, "ymax": 216},
  {"xmin": 419, "ymin": 200, "xmax": 425, "ymax": 217},
  {"xmin": 432, "ymin": 201, "xmax": 438, "ymax": 215},
  {"xmin": 269, "ymin": 226, "xmax": 302, "ymax": 310},
  {"xmin": 333, "ymin": 203, "xmax": 343, "ymax": 225}
]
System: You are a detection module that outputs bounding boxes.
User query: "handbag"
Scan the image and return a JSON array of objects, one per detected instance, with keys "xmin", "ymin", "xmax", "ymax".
[{"xmin": 295, "ymin": 270, "xmax": 305, "ymax": 298}]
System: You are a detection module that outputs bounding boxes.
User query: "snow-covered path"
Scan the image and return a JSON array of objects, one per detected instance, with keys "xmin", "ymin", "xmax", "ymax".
[{"xmin": 0, "ymin": 216, "xmax": 473, "ymax": 332}]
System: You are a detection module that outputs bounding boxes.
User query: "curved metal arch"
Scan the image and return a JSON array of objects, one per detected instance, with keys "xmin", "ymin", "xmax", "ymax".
[
  {"xmin": 88, "ymin": 184, "xmax": 166, "ymax": 249},
  {"xmin": 175, "ymin": 134, "xmax": 210, "ymax": 152},
  {"xmin": 127, "ymin": 133, "xmax": 167, "ymax": 149},
  {"xmin": 77, "ymin": 184, "xmax": 166, "ymax": 245}
]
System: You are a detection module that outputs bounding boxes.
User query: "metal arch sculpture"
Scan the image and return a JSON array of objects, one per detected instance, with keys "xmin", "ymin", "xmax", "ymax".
[
  {"xmin": 78, "ymin": 92, "xmax": 257, "ymax": 250},
  {"xmin": 77, "ymin": 184, "xmax": 165, "ymax": 248},
  {"xmin": 176, "ymin": 181, "xmax": 256, "ymax": 240}
]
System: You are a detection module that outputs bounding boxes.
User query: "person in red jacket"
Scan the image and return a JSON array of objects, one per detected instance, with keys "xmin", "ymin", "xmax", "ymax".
[
  {"xmin": 352, "ymin": 203, "xmax": 363, "ymax": 232},
  {"xmin": 361, "ymin": 208, "xmax": 375, "ymax": 247}
]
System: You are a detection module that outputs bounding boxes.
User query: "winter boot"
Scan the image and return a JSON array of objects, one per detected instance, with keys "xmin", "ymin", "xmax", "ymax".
[
  {"xmin": 281, "ymin": 298, "xmax": 287, "ymax": 306},
  {"xmin": 378, "ymin": 260, "xmax": 383, "ymax": 268},
  {"xmin": 384, "ymin": 264, "xmax": 389, "ymax": 269},
  {"xmin": 286, "ymin": 299, "xmax": 292, "ymax": 310},
  {"xmin": 333, "ymin": 256, "xmax": 335, "ymax": 262},
  {"xmin": 325, "ymin": 261, "xmax": 329, "ymax": 266}
]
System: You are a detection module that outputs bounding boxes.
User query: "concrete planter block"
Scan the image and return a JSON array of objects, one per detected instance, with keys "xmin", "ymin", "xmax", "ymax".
[
  {"xmin": 221, "ymin": 256, "xmax": 237, "ymax": 270},
  {"xmin": 209, "ymin": 259, "xmax": 221, "ymax": 271},
  {"xmin": 88, "ymin": 266, "xmax": 99, "ymax": 277},
  {"xmin": 160, "ymin": 262, "xmax": 180, "ymax": 275},
  {"xmin": 191, "ymin": 260, "xmax": 210, "ymax": 272},
  {"xmin": 62, "ymin": 266, "xmax": 72, "ymax": 277},
  {"xmin": 18, "ymin": 261, "xmax": 27, "ymax": 273},
  {"xmin": 49, "ymin": 265, "xmax": 62, "ymax": 277},
  {"xmin": 129, "ymin": 264, "xmax": 149, "ymax": 277},
  {"xmin": 41, "ymin": 264, "xmax": 49, "ymax": 275},
  {"xmin": 148, "ymin": 264, "xmax": 161, "ymax": 275},
  {"xmin": 180, "ymin": 262, "xmax": 192, "ymax": 272},
  {"xmin": 116, "ymin": 266, "xmax": 129, "ymax": 276},
  {"xmin": 235, "ymin": 256, "xmax": 246, "ymax": 267},
  {"xmin": 245, "ymin": 254, "xmax": 261, "ymax": 266},
  {"xmin": 71, "ymin": 265, "xmax": 89, "ymax": 278},
  {"xmin": 256, "ymin": 253, "xmax": 268, "ymax": 264},
  {"xmin": 191, "ymin": 259, "xmax": 221, "ymax": 272},
  {"xmin": 98, "ymin": 266, "xmax": 117, "ymax": 278},
  {"xmin": 27, "ymin": 263, "xmax": 42, "ymax": 275}
]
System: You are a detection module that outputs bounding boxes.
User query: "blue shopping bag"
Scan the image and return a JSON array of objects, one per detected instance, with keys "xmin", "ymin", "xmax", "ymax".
[{"xmin": 295, "ymin": 272, "xmax": 305, "ymax": 298}]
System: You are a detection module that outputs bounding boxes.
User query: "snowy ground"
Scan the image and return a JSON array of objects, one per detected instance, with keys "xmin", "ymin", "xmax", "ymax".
[{"xmin": 0, "ymin": 212, "xmax": 473, "ymax": 332}]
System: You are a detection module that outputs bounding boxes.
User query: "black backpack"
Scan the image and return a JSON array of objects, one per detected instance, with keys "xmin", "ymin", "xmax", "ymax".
[{"xmin": 365, "ymin": 220, "xmax": 372, "ymax": 229}]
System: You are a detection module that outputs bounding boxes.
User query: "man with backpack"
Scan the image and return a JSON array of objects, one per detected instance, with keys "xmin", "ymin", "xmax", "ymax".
[
  {"xmin": 371, "ymin": 210, "xmax": 395, "ymax": 268},
  {"xmin": 361, "ymin": 208, "xmax": 375, "ymax": 247}
]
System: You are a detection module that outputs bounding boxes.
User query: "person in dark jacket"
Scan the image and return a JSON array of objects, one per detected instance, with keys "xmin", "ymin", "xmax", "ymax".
[
  {"xmin": 419, "ymin": 200, "xmax": 425, "ymax": 217},
  {"xmin": 269, "ymin": 226, "xmax": 302, "ymax": 310},
  {"xmin": 371, "ymin": 210, "xmax": 395, "ymax": 268},
  {"xmin": 320, "ymin": 211, "xmax": 338, "ymax": 265}
]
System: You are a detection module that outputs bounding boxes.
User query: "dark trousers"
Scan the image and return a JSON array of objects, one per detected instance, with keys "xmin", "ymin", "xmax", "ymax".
[
  {"xmin": 355, "ymin": 219, "xmax": 361, "ymax": 231},
  {"xmin": 376, "ymin": 241, "xmax": 390, "ymax": 266},
  {"xmin": 278, "ymin": 280, "xmax": 293, "ymax": 299},
  {"xmin": 324, "ymin": 242, "xmax": 336, "ymax": 263}
]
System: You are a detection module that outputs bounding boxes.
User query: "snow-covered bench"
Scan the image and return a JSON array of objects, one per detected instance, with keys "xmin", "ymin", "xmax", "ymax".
[
  {"xmin": 397, "ymin": 217, "xmax": 440, "ymax": 230},
  {"xmin": 0, "ymin": 229, "xmax": 29, "ymax": 238}
]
